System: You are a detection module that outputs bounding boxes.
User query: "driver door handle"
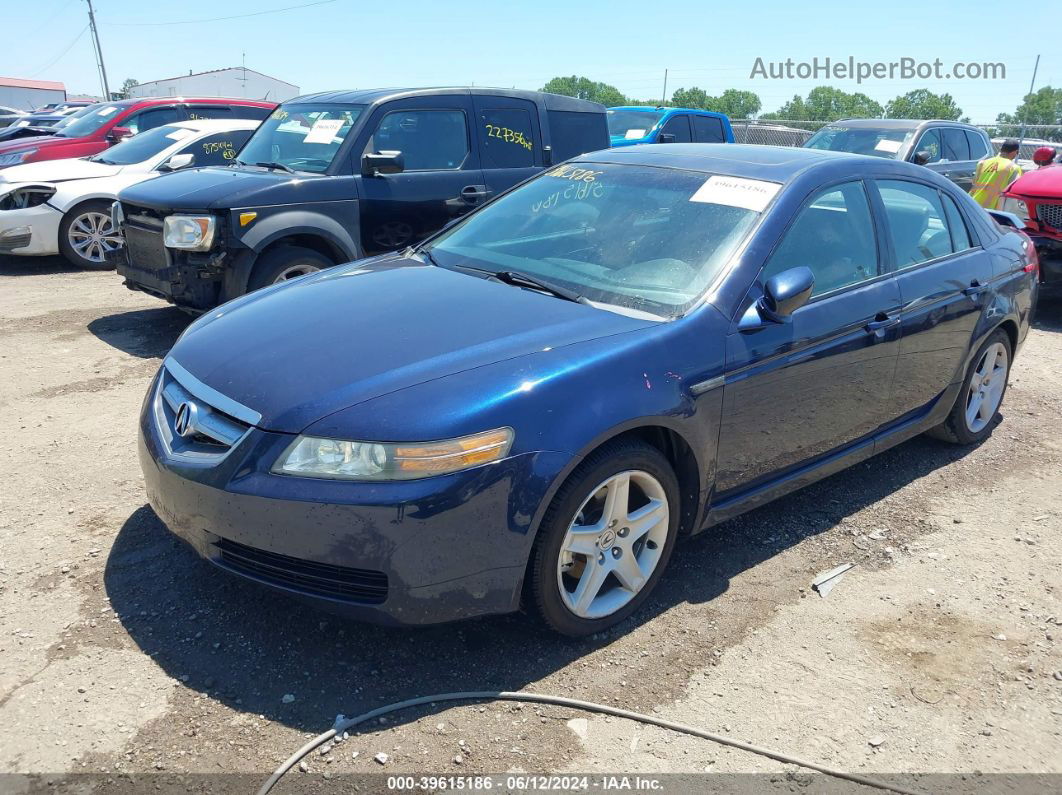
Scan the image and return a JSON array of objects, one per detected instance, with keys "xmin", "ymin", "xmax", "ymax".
[
  {"xmin": 865, "ymin": 312, "xmax": 900, "ymax": 340},
  {"xmin": 461, "ymin": 184, "xmax": 489, "ymax": 202},
  {"xmin": 963, "ymin": 280, "xmax": 985, "ymax": 298}
]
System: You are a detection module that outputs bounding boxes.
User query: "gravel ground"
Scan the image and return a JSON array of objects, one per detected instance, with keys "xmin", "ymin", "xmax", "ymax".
[{"xmin": 1, "ymin": 255, "xmax": 1059, "ymax": 794}]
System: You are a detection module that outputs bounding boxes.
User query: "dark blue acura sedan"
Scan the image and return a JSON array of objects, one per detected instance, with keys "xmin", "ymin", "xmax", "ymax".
[{"xmin": 140, "ymin": 144, "xmax": 1037, "ymax": 636}]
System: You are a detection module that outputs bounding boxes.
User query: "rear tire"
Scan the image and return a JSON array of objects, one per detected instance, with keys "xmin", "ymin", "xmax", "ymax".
[
  {"xmin": 528, "ymin": 440, "xmax": 680, "ymax": 637},
  {"xmin": 247, "ymin": 245, "xmax": 333, "ymax": 292},
  {"xmin": 58, "ymin": 200, "xmax": 122, "ymax": 271},
  {"xmin": 927, "ymin": 329, "xmax": 1012, "ymax": 445}
]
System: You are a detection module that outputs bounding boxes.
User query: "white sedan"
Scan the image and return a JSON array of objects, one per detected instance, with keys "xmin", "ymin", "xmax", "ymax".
[{"xmin": 0, "ymin": 119, "xmax": 258, "ymax": 269}]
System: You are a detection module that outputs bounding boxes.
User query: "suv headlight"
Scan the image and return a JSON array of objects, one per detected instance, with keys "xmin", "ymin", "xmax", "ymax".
[
  {"xmin": 0, "ymin": 149, "xmax": 36, "ymax": 167},
  {"xmin": 163, "ymin": 214, "xmax": 216, "ymax": 250},
  {"xmin": 273, "ymin": 428, "xmax": 514, "ymax": 480},
  {"xmin": 1001, "ymin": 196, "xmax": 1029, "ymax": 221}
]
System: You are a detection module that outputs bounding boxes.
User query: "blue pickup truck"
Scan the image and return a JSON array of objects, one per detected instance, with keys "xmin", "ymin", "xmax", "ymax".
[{"xmin": 607, "ymin": 106, "xmax": 733, "ymax": 147}]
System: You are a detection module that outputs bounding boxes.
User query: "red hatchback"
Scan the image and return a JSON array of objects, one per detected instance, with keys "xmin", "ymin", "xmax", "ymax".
[{"xmin": 0, "ymin": 96, "xmax": 274, "ymax": 169}]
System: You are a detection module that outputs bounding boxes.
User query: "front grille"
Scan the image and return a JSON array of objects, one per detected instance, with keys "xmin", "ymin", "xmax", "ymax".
[
  {"xmin": 124, "ymin": 218, "xmax": 170, "ymax": 272},
  {"xmin": 215, "ymin": 538, "xmax": 389, "ymax": 604},
  {"xmin": 1036, "ymin": 202, "xmax": 1062, "ymax": 231},
  {"xmin": 153, "ymin": 360, "xmax": 257, "ymax": 460}
]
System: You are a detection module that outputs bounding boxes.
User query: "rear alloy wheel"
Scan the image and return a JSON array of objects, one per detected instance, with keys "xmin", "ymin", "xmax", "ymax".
[
  {"xmin": 59, "ymin": 202, "xmax": 123, "ymax": 270},
  {"xmin": 246, "ymin": 245, "xmax": 333, "ymax": 292},
  {"xmin": 530, "ymin": 440, "xmax": 679, "ymax": 636},
  {"xmin": 928, "ymin": 329, "xmax": 1012, "ymax": 445}
]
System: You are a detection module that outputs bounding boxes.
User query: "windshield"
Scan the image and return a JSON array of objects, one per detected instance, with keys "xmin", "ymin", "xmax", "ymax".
[
  {"xmin": 607, "ymin": 109, "xmax": 667, "ymax": 140},
  {"xmin": 804, "ymin": 125, "xmax": 914, "ymax": 158},
  {"xmin": 91, "ymin": 124, "xmax": 194, "ymax": 165},
  {"xmin": 57, "ymin": 103, "xmax": 125, "ymax": 138},
  {"xmin": 425, "ymin": 163, "xmax": 765, "ymax": 318},
  {"xmin": 236, "ymin": 104, "xmax": 364, "ymax": 173}
]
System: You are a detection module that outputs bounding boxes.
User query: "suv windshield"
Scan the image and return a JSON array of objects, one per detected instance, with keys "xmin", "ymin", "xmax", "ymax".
[
  {"xmin": 236, "ymin": 104, "xmax": 364, "ymax": 173},
  {"xmin": 90, "ymin": 124, "xmax": 194, "ymax": 165},
  {"xmin": 607, "ymin": 109, "xmax": 667, "ymax": 139},
  {"xmin": 56, "ymin": 103, "xmax": 126, "ymax": 138},
  {"xmin": 804, "ymin": 125, "xmax": 914, "ymax": 158},
  {"xmin": 425, "ymin": 163, "xmax": 764, "ymax": 318}
]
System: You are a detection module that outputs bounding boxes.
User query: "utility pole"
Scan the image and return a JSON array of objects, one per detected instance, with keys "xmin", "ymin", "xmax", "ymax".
[
  {"xmin": 660, "ymin": 69, "xmax": 668, "ymax": 107},
  {"xmin": 1017, "ymin": 54, "xmax": 1040, "ymax": 147},
  {"xmin": 84, "ymin": 0, "xmax": 110, "ymax": 100}
]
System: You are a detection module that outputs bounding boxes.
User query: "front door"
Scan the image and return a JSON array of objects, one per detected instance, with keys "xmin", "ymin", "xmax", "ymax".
[
  {"xmin": 715, "ymin": 180, "xmax": 902, "ymax": 495},
  {"xmin": 355, "ymin": 95, "xmax": 484, "ymax": 254},
  {"xmin": 472, "ymin": 95, "xmax": 543, "ymax": 199}
]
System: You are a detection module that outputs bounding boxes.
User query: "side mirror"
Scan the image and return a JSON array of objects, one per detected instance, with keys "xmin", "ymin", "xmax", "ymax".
[
  {"xmin": 912, "ymin": 150, "xmax": 931, "ymax": 166},
  {"xmin": 657, "ymin": 133, "xmax": 676, "ymax": 144},
  {"xmin": 361, "ymin": 150, "xmax": 404, "ymax": 177},
  {"xmin": 762, "ymin": 266, "xmax": 815, "ymax": 320},
  {"xmin": 107, "ymin": 126, "xmax": 133, "ymax": 143},
  {"xmin": 158, "ymin": 153, "xmax": 194, "ymax": 172}
]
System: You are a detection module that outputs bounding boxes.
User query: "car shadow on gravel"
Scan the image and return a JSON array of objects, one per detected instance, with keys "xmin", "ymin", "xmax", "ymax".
[
  {"xmin": 1032, "ymin": 288, "xmax": 1062, "ymax": 333},
  {"xmin": 0, "ymin": 253, "xmax": 79, "ymax": 275},
  {"xmin": 88, "ymin": 307, "xmax": 192, "ymax": 358},
  {"xmin": 104, "ymin": 430, "xmax": 982, "ymax": 736}
]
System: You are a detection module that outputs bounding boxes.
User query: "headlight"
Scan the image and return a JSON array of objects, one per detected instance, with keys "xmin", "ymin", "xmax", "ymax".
[
  {"xmin": 0, "ymin": 149, "xmax": 36, "ymax": 167},
  {"xmin": 163, "ymin": 214, "xmax": 216, "ymax": 250},
  {"xmin": 273, "ymin": 427, "xmax": 514, "ymax": 480},
  {"xmin": 1001, "ymin": 196, "xmax": 1029, "ymax": 221},
  {"xmin": 0, "ymin": 185, "xmax": 55, "ymax": 211}
]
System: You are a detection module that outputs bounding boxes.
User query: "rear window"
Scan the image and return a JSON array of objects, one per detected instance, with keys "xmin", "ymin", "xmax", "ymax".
[{"xmin": 547, "ymin": 110, "xmax": 608, "ymax": 161}]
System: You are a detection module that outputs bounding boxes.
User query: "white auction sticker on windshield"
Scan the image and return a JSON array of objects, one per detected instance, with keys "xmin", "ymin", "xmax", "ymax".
[
  {"xmin": 690, "ymin": 175, "xmax": 781, "ymax": 212},
  {"xmin": 875, "ymin": 138, "xmax": 902, "ymax": 153},
  {"xmin": 99, "ymin": 106, "xmax": 118, "ymax": 115},
  {"xmin": 303, "ymin": 118, "xmax": 343, "ymax": 144},
  {"xmin": 625, "ymin": 128, "xmax": 646, "ymax": 139}
]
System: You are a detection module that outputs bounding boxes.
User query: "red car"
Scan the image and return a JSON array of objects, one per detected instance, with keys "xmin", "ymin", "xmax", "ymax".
[
  {"xmin": 1001, "ymin": 164, "xmax": 1062, "ymax": 284},
  {"xmin": 0, "ymin": 96, "xmax": 274, "ymax": 169}
]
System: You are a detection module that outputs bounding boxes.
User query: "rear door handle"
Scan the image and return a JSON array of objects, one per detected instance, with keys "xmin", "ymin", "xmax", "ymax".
[
  {"xmin": 461, "ymin": 184, "xmax": 489, "ymax": 202},
  {"xmin": 865, "ymin": 313, "xmax": 900, "ymax": 339},
  {"xmin": 963, "ymin": 280, "xmax": 986, "ymax": 299}
]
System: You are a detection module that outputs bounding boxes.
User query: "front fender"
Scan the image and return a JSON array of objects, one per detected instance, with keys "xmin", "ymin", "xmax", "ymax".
[{"xmin": 233, "ymin": 203, "xmax": 360, "ymax": 259}]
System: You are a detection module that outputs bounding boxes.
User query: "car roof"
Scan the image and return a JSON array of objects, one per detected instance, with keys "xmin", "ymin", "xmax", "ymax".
[
  {"xmin": 575, "ymin": 143, "xmax": 925, "ymax": 181},
  {"xmin": 826, "ymin": 118, "xmax": 981, "ymax": 132},
  {"xmin": 165, "ymin": 119, "xmax": 261, "ymax": 134},
  {"xmin": 100, "ymin": 97, "xmax": 274, "ymax": 109},
  {"xmin": 286, "ymin": 87, "xmax": 604, "ymax": 112},
  {"xmin": 609, "ymin": 105, "xmax": 729, "ymax": 119}
]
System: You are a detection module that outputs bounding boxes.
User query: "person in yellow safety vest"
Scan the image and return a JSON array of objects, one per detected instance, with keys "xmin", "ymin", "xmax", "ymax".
[{"xmin": 969, "ymin": 139, "xmax": 1022, "ymax": 209}]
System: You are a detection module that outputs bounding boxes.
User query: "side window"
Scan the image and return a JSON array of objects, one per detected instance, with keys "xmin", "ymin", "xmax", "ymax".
[
  {"xmin": 177, "ymin": 130, "xmax": 253, "ymax": 167},
  {"xmin": 913, "ymin": 129, "xmax": 942, "ymax": 163},
  {"xmin": 942, "ymin": 128, "xmax": 970, "ymax": 161},
  {"xmin": 230, "ymin": 105, "xmax": 272, "ymax": 121},
  {"xmin": 546, "ymin": 110, "xmax": 608, "ymax": 160},
  {"xmin": 940, "ymin": 192, "xmax": 973, "ymax": 251},
  {"xmin": 186, "ymin": 105, "xmax": 231, "ymax": 121},
  {"xmin": 764, "ymin": 181, "xmax": 878, "ymax": 296},
  {"xmin": 692, "ymin": 115, "xmax": 725, "ymax": 143},
  {"xmin": 876, "ymin": 179, "xmax": 956, "ymax": 267},
  {"xmin": 966, "ymin": 130, "xmax": 989, "ymax": 160},
  {"xmin": 124, "ymin": 106, "xmax": 182, "ymax": 135},
  {"xmin": 660, "ymin": 114, "xmax": 691, "ymax": 142},
  {"xmin": 479, "ymin": 108, "xmax": 534, "ymax": 169},
  {"xmin": 365, "ymin": 109, "xmax": 469, "ymax": 171}
]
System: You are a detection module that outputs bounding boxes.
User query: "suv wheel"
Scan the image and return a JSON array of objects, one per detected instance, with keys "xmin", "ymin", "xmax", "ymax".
[
  {"xmin": 529, "ymin": 440, "xmax": 679, "ymax": 636},
  {"xmin": 248, "ymin": 245, "xmax": 333, "ymax": 291},
  {"xmin": 58, "ymin": 201, "xmax": 122, "ymax": 270},
  {"xmin": 927, "ymin": 329, "xmax": 1012, "ymax": 444}
]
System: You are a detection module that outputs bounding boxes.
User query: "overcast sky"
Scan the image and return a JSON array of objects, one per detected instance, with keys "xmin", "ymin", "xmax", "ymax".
[{"xmin": 4, "ymin": 0, "xmax": 1056, "ymax": 121}]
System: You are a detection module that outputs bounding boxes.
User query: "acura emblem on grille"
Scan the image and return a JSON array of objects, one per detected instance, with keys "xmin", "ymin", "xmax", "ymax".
[{"xmin": 173, "ymin": 401, "xmax": 199, "ymax": 438}]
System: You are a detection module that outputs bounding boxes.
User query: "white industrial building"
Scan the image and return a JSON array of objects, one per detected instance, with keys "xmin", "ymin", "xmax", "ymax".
[
  {"xmin": 0, "ymin": 77, "xmax": 66, "ymax": 111},
  {"xmin": 129, "ymin": 68, "xmax": 299, "ymax": 102}
]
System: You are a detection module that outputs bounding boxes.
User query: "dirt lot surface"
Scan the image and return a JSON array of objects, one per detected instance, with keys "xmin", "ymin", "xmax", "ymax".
[{"xmin": 1, "ymin": 255, "xmax": 1060, "ymax": 794}]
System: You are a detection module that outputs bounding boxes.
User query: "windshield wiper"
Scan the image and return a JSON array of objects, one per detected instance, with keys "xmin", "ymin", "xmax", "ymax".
[
  {"xmin": 489, "ymin": 270, "xmax": 588, "ymax": 304},
  {"xmin": 253, "ymin": 161, "xmax": 295, "ymax": 173}
]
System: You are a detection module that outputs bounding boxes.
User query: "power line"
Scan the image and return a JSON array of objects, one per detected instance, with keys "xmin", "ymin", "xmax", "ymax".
[
  {"xmin": 104, "ymin": 0, "xmax": 335, "ymax": 26},
  {"xmin": 28, "ymin": 24, "xmax": 89, "ymax": 77}
]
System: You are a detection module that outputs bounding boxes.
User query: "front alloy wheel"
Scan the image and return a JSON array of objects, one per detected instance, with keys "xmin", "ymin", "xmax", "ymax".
[
  {"xmin": 59, "ymin": 202, "xmax": 123, "ymax": 270},
  {"xmin": 530, "ymin": 440, "xmax": 679, "ymax": 636}
]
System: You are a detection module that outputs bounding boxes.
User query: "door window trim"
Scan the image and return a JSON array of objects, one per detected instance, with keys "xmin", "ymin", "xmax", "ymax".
[{"xmin": 362, "ymin": 106, "xmax": 473, "ymax": 172}]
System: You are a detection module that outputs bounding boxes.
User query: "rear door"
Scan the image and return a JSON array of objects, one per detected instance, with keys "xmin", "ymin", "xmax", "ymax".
[
  {"xmin": 472, "ymin": 95, "xmax": 542, "ymax": 198},
  {"xmin": 939, "ymin": 127, "xmax": 976, "ymax": 189},
  {"xmin": 715, "ymin": 180, "xmax": 902, "ymax": 495},
  {"xmin": 691, "ymin": 114, "xmax": 727, "ymax": 143},
  {"xmin": 354, "ymin": 94, "xmax": 484, "ymax": 254},
  {"xmin": 873, "ymin": 178, "xmax": 994, "ymax": 420}
]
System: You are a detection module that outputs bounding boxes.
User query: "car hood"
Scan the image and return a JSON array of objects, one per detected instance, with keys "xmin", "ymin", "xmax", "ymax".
[
  {"xmin": 1008, "ymin": 165, "xmax": 1062, "ymax": 198},
  {"xmin": 117, "ymin": 165, "xmax": 338, "ymax": 211},
  {"xmin": 0, "ymin": 133, "xmax": 85, "ymax": 154},
  {"xmin": 0, "ymin": 157, "xmax": 121, "ymax": 184},
  {"xmin": 170, "ymin": 255, "xmax": 657, "ymax": 433}
]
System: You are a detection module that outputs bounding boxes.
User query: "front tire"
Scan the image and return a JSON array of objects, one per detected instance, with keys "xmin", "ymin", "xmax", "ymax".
[
  {"xmin": 529, "ymin": 440, "xmax": 680, "ymax": 637},
  {"xmin": 58, "ymin": 201, "xmax": 122, "ymax": 270},
  {"xmin": 927, "ymin": 329, "xmax": 1012, "ymax": 444},
  {"xmin": 247, "ymin": 245, "xmax": 333, "ymax": 292}
]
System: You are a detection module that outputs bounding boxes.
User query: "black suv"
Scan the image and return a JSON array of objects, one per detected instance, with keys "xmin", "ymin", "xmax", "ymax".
[{"xmin": 114, "ymin": 87, "xmax": 609, "ymax": 310}]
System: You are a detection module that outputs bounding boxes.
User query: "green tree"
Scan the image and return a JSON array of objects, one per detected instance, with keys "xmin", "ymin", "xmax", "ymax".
[
  {"xmin": 669, "ymin": 87, "xmax": 761, "ymax": 118},
  {"xmin": 997, "ymin": 86, "xmax": 1062, "ymax": 126},
  {"xmin": 541, "ymin": 76, "xmax": 627, "ymax": 107},
  {"xmin": 885, "ymin": 89, "xmax": 963, "ymax": 121},
  {"xmin": 763, "ymin": 86, "xmax": 882, "ymax": 121},
  {"xmin": 671, "ymin": 86, "xmax": 711, "ymax": 109},
  {"xmin": 112, "ymin": 78, "xmax": 138, "ymax": 100}
]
